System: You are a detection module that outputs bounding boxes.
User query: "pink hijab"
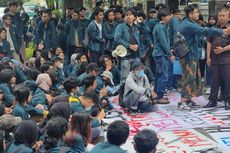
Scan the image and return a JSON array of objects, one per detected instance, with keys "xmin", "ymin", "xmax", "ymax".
[{"xmin": 36, "ymin": 73, "xmax": 52, "ymax": 91}]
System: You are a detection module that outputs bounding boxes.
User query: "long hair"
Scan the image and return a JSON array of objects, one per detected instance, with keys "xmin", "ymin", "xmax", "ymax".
[{"xmin": 66, "ymin": 112, "xmax": 91, "ymax": 146}]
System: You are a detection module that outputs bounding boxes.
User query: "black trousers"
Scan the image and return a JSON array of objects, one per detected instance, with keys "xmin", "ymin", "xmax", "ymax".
[{"xmin": 209, "ymin": 63, "xmax": 230, "ymax": 102}]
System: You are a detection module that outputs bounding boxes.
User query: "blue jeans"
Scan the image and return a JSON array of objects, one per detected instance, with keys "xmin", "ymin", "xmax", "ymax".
[
  {"xmin": 120, "ymin": 58, "xmax": 139, "ymax": 83},
  {"xmin": 154, "ymin": 56, "xmax": 169, "ymax": 99}
]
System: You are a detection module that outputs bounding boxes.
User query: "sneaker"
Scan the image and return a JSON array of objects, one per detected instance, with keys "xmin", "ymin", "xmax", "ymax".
[
  {"xmin": 205, "ymin": 87, "xmax": 211, "ymax": 95},
  {"xmin": 155, "ymin": 98, "xmax": 170, "ymax": 104},
  {"xmin": 128, "ymin": 109, "xmax": 137, "ymax": 116},
  {"xmin": 177, "ymin": 103, "xmax": 191, "ymax": 110},
  {"xmin": 186, "ymin": 100, "xmax": 200, "ymax": 108}
]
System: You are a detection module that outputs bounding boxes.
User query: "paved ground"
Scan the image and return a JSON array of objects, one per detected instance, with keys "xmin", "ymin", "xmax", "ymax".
[{"xmin": 98, "ymin": 92, "xmax": 230, "ymax": 153}]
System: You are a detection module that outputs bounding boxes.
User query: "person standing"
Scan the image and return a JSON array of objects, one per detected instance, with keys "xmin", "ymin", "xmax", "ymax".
[
  {"xmin": 103, "ymin": 9, "xmax": 118, "ymax": 56},
  {"xmin": 2, "ymin": 14, "xmax": 20, "ymax": 61},
  {"xmin": 114, "ymin": 6, "xmax": 124, "ymax": 24},
  {"xmin": 65, "ymin": 9, "xmax": 81, "ymax": 65},
  {"xmin": 8, "ymin": 2, "xmax": 23, "ymax": 49},
  {"xmin": 114, "ymin": 8, "xmax": 149, "ymax": 82},
  {"xmin": 78, "ymin": 7, "xmax": 90, "ymax": 52},
  {"xmin": 178, "ymin": 4, "xmax": 230, "ymax": 110},
  {"xmin": 86, "ymin": 8, "xmax": 105, "ymax": 63},
  {"xmin": 167, "ymin": 9, "xmax": 182, "ymax": 92},
  {"xmin": 204, "ymin": 5, "xmax": 230, "ymax": 109},
  {"xmin": 152, "ymin": 8, "xmax": 174, "ymax": 104},
  {"xmin": 36, "ymin": 9, "xmax": 57, "ymax": 50}
]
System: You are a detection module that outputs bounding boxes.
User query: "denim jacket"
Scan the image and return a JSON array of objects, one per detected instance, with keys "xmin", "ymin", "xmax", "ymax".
[
  {"xmin": 86, "ymin": 21, "xmax": 105, "ymax": 52},
  {"xmin": 152, "ymin": 22, "xmax": 171, "ymax": 57},
  {"xmin": 103, "ymin": 21, "xmax": 118, "ymax": 51},
  {"xmin": 168, "ymin": 16, "xmax": 181, "ymax": 48},
  {"xmin": 114, "ymin": 22, "xmax": 141, "ymax": 49},
  {"xmin": 10, "ymin": 12, "xmax": 24, "ymax": 38},
  {"xmin": 6, "ymin": 25, "xmax": 21, "ymax": 54},
  {"xmin": 115, "ymin": 22, "xmax": 150, "ymax": 59},
  {"xmin": 179, "ymin": 17, "xmax": 223, "ymax": 60},
  {"xmin": 36, "ymin": 21, "xmax": 57, "ymax": 49},
  {"xmin": 0, "ymin": 83, "xmax": 14, "ymax": 107},
  {"xmin": 0, "ymin": 40, "xmax": 11, "ymax": 57},
  {"xmin": 65, "ymin": 20, "xmax": 80, "ymax": 47},
  {"xmin": 139, "ymin": 22, "xmax": 153, "ymax": 57},
  {"xmin": 78, "ymin": 18, "xmax": 91, "ymax": 46},
  {"xmin": 145, "ymin": 18, "xmax": 158, "ymax": 42}
]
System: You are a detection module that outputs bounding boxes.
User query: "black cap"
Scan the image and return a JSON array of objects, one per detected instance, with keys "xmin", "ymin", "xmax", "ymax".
[{"xmin": 131, "ymin": 60, "xmax": 143, "ymax": 71}]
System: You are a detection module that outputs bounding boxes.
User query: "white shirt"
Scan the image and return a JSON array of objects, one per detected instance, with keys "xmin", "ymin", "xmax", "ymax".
[
  {"xmin": 94, "ymin": 21, "xmax": 102, "ymax": 38},
  {"xmin": 5, "ymin": 27, "xmax": 15, "ymax": 50}
]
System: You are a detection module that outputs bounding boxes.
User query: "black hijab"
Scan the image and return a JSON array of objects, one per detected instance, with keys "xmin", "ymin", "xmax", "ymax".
[
  {"xmin": 41, "ymin": 49, "xmax": 51, "ymax": 61},
  {"xmin": 48, "ymin": 102, "xmax": 71, "ymax": 120},
  {"xmin": 14, "ymin": 120, "xmax": 38, "ymax": 147}
]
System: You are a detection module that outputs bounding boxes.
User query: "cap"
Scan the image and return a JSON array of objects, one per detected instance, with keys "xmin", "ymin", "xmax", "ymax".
[
  {"xmin": 131, "ymin": 60, "xmax": 143, "ymax": 71},
  {"xmin": 101, "ymin": 71, "xmax": 114, "ymax": 85}
]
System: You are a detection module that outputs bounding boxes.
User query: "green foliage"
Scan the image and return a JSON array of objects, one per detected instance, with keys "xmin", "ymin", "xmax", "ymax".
[{"xmin": 52, "ymin": 9, "xmax": 62, "ymax": 19}]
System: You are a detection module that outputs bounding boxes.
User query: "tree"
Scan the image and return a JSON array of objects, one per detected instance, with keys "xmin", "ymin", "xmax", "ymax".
[{"xmin": 63, "ymin": 0, "xmax": 83, "ymax": 12}]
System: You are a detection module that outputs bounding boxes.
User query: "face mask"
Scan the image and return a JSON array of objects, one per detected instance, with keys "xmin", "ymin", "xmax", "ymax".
[
  {"xmin": 85, "ymin": 106, "xmax": 92, "ymax": 112},
  {"xmin": 59, "ymin": 63, "xmax": 63, "ymax": 69},
  {"xmin": 135, "ymin": 69, "xmax": 144, "ymax": 79}
]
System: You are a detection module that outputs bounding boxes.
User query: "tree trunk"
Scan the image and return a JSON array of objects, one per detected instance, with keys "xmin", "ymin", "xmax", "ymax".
[
  {"xmin": 56, "ymin": 0, "xmax": 59, "ymax": 9},
  {"xmin": 63, "ymin": 0, "xmax": 83, "ymax": 14}
]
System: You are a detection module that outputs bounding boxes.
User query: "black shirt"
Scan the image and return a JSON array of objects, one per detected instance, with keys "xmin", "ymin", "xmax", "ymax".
[{"xmin": 207, "ymin": 23, "xmax": 230, "ymax": 65}]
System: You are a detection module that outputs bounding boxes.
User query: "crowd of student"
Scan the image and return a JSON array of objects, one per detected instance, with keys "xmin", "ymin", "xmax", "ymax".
[{"xmin": 0, "ymin": 0, "xmax": 229, "ymax": 152}]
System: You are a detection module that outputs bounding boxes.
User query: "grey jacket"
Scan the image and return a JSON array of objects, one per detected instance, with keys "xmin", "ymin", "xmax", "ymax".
[{"xmin": 124, "ymin": 72, "xmax": 150, "ymax": 96}]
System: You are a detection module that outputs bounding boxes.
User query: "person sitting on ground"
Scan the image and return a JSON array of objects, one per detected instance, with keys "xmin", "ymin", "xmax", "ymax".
[
  {"xmin": 124, "ymin": 60, "xmax": 158, "ymax": 114},
  {"xmin": 133, "ymin": 129, "xmax": 159, "ymax": 153},
  {"xmin": 66, "ymin": 112, "xmax": 91, "ymax": 153},
  {"xmin": 13, "ymin": 86, "xmax": 44, "ymax": 120},
  {"xmin": 52, "ymin": 56, "xmax": 65, "ymax": 84},
  {"xmin": 23, "ymin": 68, "xmax": 40, "ymax": 95},
  {"xmin": 0, "ymin": 114, "xmax": 22, "ymax": 144},
  {"xmin": 5, "ymin": 120, "xmax": 39, "ymax": 153},
  {"xmin": 31, "ymin": 73, "xmax": 53, "ymax": 108},
  {"xmin": 37, "ymin": 117, "xmax": 75, "ymax": 153},
  {"xmin": 50, "ymin": 77, "xmax": 81, "ymax": 112},
  {"xmin": 0, "ymin": 69, "xmax": 16, "ymax": 107},
  {"xmin": 99, "ymin": 55, "xmax": 120, "ymax": 86},
  {"xmin": 70, "ymin": 53, "xmax": 88, "ymax": 78},
  {"xmin": 77, "ymin": 62, "xmax": 104, "ymax": 93},
  {"xmin": 90, "ymin": 120, "xmax": 129, "ymax": 153}
]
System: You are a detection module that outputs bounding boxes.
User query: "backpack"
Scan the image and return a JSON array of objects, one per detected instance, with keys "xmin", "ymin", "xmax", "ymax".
[
  {"xmin": 173, "ymin": 32, "xmax": 190, "ymax": 58},
  {"xmin": 118, "ymin": 82, "xmax": 126, "ymax": 108}
]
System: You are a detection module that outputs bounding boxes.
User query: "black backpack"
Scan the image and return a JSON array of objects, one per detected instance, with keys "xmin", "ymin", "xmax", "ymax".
[
  {"xmin": 174, "ymin": 32, "xmax": 190, "ymax": 58},
  {"xmin": 118, "ymin": 82, "xmax": 126, "ymax": 108}
]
